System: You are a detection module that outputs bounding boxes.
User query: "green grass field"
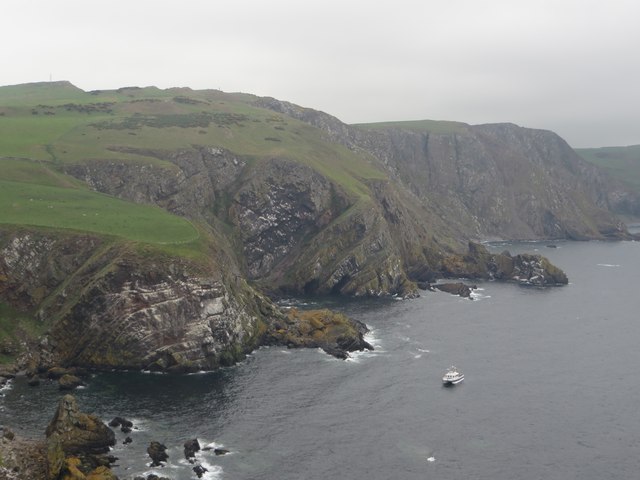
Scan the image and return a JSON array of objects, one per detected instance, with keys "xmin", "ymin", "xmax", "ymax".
[
  {"xmin": 0, "ymin": 81, "xmax": 388, "ymax": 201},
  {"xmin": 0, "ymin": 179, "xmax": 199, "ymax": 244}
]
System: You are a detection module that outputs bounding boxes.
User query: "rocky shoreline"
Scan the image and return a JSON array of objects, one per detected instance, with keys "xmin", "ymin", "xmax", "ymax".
[
  {"xmin": 0, "ymin": 427, "xmax": 48, "ymax": 480},
  {"xmin": 0, "ymin": 394, "xmax": 235, "ymax": 480}
]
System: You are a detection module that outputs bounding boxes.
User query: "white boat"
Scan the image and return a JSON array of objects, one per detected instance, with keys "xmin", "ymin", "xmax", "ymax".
[{"xmin": 442, "ymin": 366, "xmax": 464, "ymax": 385}]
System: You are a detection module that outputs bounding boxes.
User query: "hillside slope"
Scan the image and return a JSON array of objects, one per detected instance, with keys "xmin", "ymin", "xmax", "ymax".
[
  {"xmin": 0, "ymin": 81, "xmax": 622, "ymax": 370},
  {"xmin": 576, "ymin": 145, "xmax": 640, "ymax": 218}
]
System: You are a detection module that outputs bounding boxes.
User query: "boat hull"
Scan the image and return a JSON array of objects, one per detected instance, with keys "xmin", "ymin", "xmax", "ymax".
[{"xmin": 442, "ymin": 375, "xmax": 464, "ymax": 385}]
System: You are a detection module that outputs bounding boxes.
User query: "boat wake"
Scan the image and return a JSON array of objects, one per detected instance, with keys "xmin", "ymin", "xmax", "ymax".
[{"xmin": 597, "ymin": 263, "xmax": 620, "ymax": 267}]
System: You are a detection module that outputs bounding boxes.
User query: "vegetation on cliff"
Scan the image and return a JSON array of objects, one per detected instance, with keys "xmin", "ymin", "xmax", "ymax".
[
  {"xmin": 264, "ymin": 308, "xmax": 372, "ymax": 359},
  {"xmin": 577, "ymin": 144, "xmax": 640, "ymax": 219},
  {"xmin": 0, "ymin": 80, "xmax": 622, "ymax": 372}
]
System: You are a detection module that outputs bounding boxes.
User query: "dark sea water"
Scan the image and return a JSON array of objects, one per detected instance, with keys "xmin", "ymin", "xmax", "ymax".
[{"xmin": 2, "ymin": 240, "xmax": 640, "ymax": 480}]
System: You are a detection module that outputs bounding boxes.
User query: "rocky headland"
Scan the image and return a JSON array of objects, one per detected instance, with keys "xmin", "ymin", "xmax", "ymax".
[
  {"xmin": 0, "ymin": 82, "xmax": 625, "ymax": 376},
  {"xmin": 1, "ymin": 81, "xmax": 628, "ymax": 478}
]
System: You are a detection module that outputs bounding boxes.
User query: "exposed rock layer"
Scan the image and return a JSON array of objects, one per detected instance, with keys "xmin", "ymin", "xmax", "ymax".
[
  {"xmin": 62, "ymin": 102, "xmax": 626, "ymax": 300},
  {"xmin": 0, "ymin": 90, "xmax": 612, "ymax": 373},
  {"xmin": 0, "ymin": 229, "xmax": 272, "ymax": 371}
]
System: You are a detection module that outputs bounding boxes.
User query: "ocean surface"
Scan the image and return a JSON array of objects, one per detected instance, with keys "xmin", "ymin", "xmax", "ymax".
[{"xmin": 2, "ymin": 239, "xmax": 640, "ymax": 480}]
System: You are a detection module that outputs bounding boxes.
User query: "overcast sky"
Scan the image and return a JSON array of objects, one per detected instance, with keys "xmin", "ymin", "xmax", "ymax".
[{"xmin": 3, "ymin": 0, "xmax": 639, "ymax": 147}]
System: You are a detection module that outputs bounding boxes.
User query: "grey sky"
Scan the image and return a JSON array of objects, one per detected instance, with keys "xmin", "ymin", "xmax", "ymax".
[{"xmin": 3, "ymin": 0, "xmax": 639, "ymax": 147}]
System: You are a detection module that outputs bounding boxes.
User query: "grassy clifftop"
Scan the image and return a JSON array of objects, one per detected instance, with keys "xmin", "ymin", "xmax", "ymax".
[
  {"xmin": 0, "ymin": 81, "xmax": 393, "ymax": 262},
  {"xmin": 0, "ymin": 81, "xmax": 385, "ymax": 199},
  {"xmin": 577, "ymin": 145, "xmax": 640, "ymax": 190},
  {"xmin": 0, "ymin": 81, "xmax": 586, "ymax": 369}
]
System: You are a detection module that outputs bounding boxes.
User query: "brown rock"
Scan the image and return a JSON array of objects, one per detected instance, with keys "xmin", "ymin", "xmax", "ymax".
[{"xmin": 45, "ymin": 395, "xmax": 115, "ymax": 480}]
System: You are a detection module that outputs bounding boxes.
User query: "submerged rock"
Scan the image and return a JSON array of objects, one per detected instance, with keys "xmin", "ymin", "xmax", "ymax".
[
  {"xmin": 58, "ymin": 374, "xmax": 83, "ymax": 391},
  {"xmin": 108, "ymin": 416, "xmax": 133, "ymax": 434}
]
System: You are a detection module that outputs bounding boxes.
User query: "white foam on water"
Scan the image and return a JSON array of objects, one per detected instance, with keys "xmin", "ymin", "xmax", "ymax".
[
  {"xmin": 143, "ymin": 461, "xmax": 223, "ymax": 480},
  {"xmin": 345, "ymin": 353, "xmax": 363, "ymax": 363},
  {"xmin": 120, "ymin": 417, "xmax": 148, "ymax": 432},
  {"xmin": 347, "ymin": 347, "xmax": 388, "ymax": 362},
  {"xmin": 417, "ymin": 348, "xmax": 430, "ymax": 353},
  {"xmin": 201, "ymin": 439, "xmax": 223, "ymax": 449},
  {"xmin": 198, "ymin": 459, "xmax": 224, "ymax": 479},
  {"xmin": 364, "ymin": 327, "xmax": 382, "ymax": 349},
  {"xmin": 279, "ymin": 350, "xmax": 292, "ymax": 355},
  {"xmin": 344, "ymin": 328, "xmax": 387, "ymax": 363},
  {"xmin": 470, "ymin": 290, "xmax": 491, "ymax": 300},
  {"xmin": 0, "ymin": 379, "xmax": 13, "ymax": 394}
]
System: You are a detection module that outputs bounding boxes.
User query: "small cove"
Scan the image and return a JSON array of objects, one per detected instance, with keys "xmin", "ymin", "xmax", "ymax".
[{"xmin": 2, "ymin": 240, "xmax": 639, "ymax": 480}]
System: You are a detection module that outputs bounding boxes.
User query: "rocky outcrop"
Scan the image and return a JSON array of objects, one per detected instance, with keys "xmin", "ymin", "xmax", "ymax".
[
  {"xmin": 0, "ymin": 229, "xmax": 275, "ymax": 372},
  {"xmin": 184, "ymin": 438, "xmax": 200, "ymax": 461},
  {"xmin": 45, "ymin": 395, "xmax": 116, "ymax": 480},
  {"xmin": 58, "ymin": 374, "xmax": 83, "ymax": 391},
  {"xmin": 147, "ymin": 441, "xmax": 168, "ymax": 467},
  {"xmin": 442, "ymin": 242, "xmax": 568, "ymax": 286},
  {"xmin": 48, "ymin": 256, "xmax": 270, "ymax": 371},
  {"xmin": 63, "ymin": 146, "xmax": 246, "ymax": 221},
  {"xmin": 264, "ymin": 308, "xmax": 373, "ymax": 359},
  {"xmin": 0, "ymin": 231, "xmax": 102, "ymax": 310},
  {"xmin": 0, "ymin": 428, "xmax": 48, "ymax": 480},
  {"xmin": 229, "ymin": 157, "xmax": 349, "ymax": 280},
  {"xmin": 58, "ymin": 102, "xmax": 606, "ymax": 300},
  {"xmin": 257, "ymin": 98, "xmax": 629, "ymax": 241},
  {"xmin": 434, "ymin": 282, "xmax": 476, "ymax": 298}
]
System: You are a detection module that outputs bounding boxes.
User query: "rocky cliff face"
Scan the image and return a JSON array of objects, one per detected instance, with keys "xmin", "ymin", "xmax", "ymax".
[
  {"xmin": 64, "ymin": 146, "xmax": 246, "ymax": 221},
  {"xmin": 0, "ymin": 230, "xmax": 272, "ymax": 372},
  {"xmin": 58, "ymin": 110, "xmax": 616, "ymax": 299},
  {"xmin": 229, "ymin": 157, "xmax": 349, "ymax": 280},
  {"xmin": 255, "ymin": 98, "xmax": 628, "ymax": 241},
  {"xmin": 1, "ymin": 85, "xmax": 597, "ymax": 373},
  {"xmin": 0, "ymin": 228, "xmax": 374, "ymax": 372},
  {"xmin": 370, "ymin": 122, "xmax": 627, "ymax": 240},
  {"xmin": 62, "ymin": 150, "xmax": 430, "ymax": 297}
]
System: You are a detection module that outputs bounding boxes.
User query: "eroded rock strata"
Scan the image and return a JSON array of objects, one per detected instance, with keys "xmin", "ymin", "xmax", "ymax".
[
  {"xmin": 0, "ymin": 229, "xmax": 273, "ymax": 372},
  {"xmin": 0, "ymin": 91, "xmax": 619, "ymax": 375}
]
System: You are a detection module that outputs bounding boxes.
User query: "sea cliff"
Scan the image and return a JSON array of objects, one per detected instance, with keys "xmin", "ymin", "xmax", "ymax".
[{"xmin": 0, "ymin": 81, "xmax": 619, "ymax": 373}]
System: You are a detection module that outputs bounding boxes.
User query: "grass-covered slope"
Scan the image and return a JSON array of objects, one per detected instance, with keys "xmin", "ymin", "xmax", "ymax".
[
  {"xmin": 1, "ymin": 82, "xmax": 414, "ymax": 369},
  {"xmin": 0, "ymin": 81, "xmax": 412, "ymax": 294},
  {"xmin": 0, "ymin": 159, "xmax": 200, "ymax": 250},
  {"xmin": 577, "ymin": 145, "xmax": 640, "ymax": 191},
  {"xmin": 0, "ymin": 81, "xmax": 385, "ymax": 200},
  {"xmin": 0, "ymin": 81, "xmax": 391, "ymax": 257}
]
